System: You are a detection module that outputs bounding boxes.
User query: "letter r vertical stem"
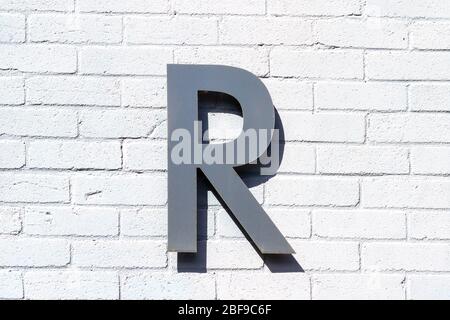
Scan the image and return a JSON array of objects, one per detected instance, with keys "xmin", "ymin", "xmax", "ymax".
[{"xmin": 167, "ymin": 65, "xmax": 198, "ymax": 252}]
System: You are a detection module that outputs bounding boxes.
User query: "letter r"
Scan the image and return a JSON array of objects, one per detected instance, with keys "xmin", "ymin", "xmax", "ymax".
[{"xmin": 167, "ymin": 64, "xmax": 294, "ymax": 254}]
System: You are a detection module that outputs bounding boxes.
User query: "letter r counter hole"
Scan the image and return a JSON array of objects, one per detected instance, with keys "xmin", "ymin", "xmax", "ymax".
[{"xmin": 198, "ymin": 91, "xmax": 243, "ymax": 144}]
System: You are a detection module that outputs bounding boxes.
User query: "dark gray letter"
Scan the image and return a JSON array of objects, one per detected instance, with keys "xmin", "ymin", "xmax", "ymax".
[{"xmin": 167, "ymin": 64, "xmax": 294, "ymax": 254}]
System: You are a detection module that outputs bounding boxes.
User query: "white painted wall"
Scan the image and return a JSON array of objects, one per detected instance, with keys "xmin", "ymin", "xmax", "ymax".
[{"xmin": 0, "ymin": 0, "xmax": 449, "ymax": 300}]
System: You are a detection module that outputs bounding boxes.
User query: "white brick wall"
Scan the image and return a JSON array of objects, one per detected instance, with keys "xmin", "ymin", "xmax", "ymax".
[
  {"xmin": 0, "ymin": 77, "xmax": 24, "ymax": 105},
  {"xmin": 24, "ymin": 271, "xmax": 119, "ymax": 300},
  {"xmin": 0, "ymin": 207, "xmax": 22, "ymax": 235},
  {"xmin": 312, "ymin": 274, "xmax": 405, "ymax": 300},
  {"xmin": 0, "ymin": 0, "xmax": 448, "ymax": 300},
  {"xmin": 28, "ymin": 14, "xmax": 122, "ymax": 44},
  {"xmin": 27, "ymin": 76, "xmax": 121, "ymax": 106}
]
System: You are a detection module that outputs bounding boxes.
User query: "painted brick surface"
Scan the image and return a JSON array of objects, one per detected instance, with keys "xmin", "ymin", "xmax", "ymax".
[
  {"xmin": 0, "ymin": 45, "xmax": 76, "ymax": 73},
  {"xmin": 315, "ymin": 82, "xmax": 407, "ymax": 111},
  {"xmin": 0, "ymin": 13, "xmax": 25, "ymax": 43},
  {"xmin": 72, "ymin": 240, "xmax": 167, "ymax": 268},
  {"xmin": 408, "ymin": 276, "xmax": 450, "ymax": 300},
  {"xmin": 312, "ymin": 274, "xmax": 405, "ymax": 300},
  {"xmin": 122, "ymin": 273, "xmax": 215, "ymax": 300},
  {"xmin": 0, "ymin": 141, "xmax": 25, "ymax": 168},
  {"xmin": 28, "ymin": 14, "xmax": 122, "ymax": 44},
  {"xmin": 0, "ymin": 271, "xmax": 23, "ymax": 299},
  {"xmin": 0, "ymin": 77, "xmax": 24, "ymax": 105},
  {"xmin": 27, "ymin": 76, "xmax": 121, "ymax": 106},
  {"xmin": 362, "ymin": 243, "xmax": 450, "ymax": 271},
  {"xmin": 28, "ymin": 140, "xmax": 122, "ymax": 169},
  {"xmin": 23, "ymin": 206, "xmax": 119, "ymax": 236},
  {"xmin": 313, "ymin": 210, "xmax": 406, "ymax": 239},
  {"xmin": 24, "ymin": 271, "xmax": 119, "ymax": 300},
  {"xmin": 0, "ymin": 239, "xmax": 69, "ymax": 267},
  {"xmin": 409, "ymin": 84, "xmax": 450, "ymax": 111},
  {"xmin": 0, "ymin": 0, "xmax": 448, "ymax": 300},
  {"xmin": 0, "ymin": 207, "xmax": 22, "ymax": 235},
  {"xmin": 217, "ymin": 273, "xmax": 310, "ymax": 300}
]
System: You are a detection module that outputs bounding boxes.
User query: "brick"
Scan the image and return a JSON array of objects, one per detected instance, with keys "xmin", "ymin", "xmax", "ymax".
[
  {"xmin": 363, "ymin": 177, "xmax": 450, "ymax": 209},
  {"xmin": 411, "ymin": 21, "xmax": 450, "ymax": 50},
  {"xmin": 411, "ymin": 146, "xmax": 450, "ymax": 175},
  {"xmin": 266, "ymin": 176, "xmax": 359, "ymax": 206},
  {"xmin": 280, "ymin": 111, "xmax": 366, "ymax": 142},
  {"xmin": 126, "ymin": 17, "xmax": 217, "ymax": 45},
  {"xmin": 24, "ymin": 206, "xmax": 118, "ymax": 236},
  {"xmin": 72, "ymin": 240, "xmax": 166, "ymax": 268},
  {"xmin": 408, "ymin": 275, "xmax": 450, "ymax": 300},
  {"xmin": 120, "ymin": 209, "xmax": 167, "ymax": 237},
  {"xmin": 313, "ymin": 210, "xmax": 406, "ymax": 239},
  {"xmin": 409, "ymin": 212, "xmax": 450, "ymax": 240},
  {"xmin": 368, "ymin": 113, "xmax": 450, "ymax": 143},
  {"xmin": 218, "ymin": 273, "xmax": 310, "ymax": 299},
  {"xmin": 27, "ymin": 76, "xmax": 120, "ymax": 106},
  {"xmin": 0, "ymin": 174, "xmax": 69, "ymax": 203},
  {"xmin": 291, "ymin": 240, "xmax": 359, "ymax": 271},
  {"xmin": 0, "ymin": 271, "xmax": 23, "ymax": 299},
  {"xmin": 262, "ymin": 79, "xmax": 313, "ymax": 110},
  {"xmin": 0, "ymin": 108, "xmax": 77, "ymax": 137},
  {"xmin": 0, "ymin": 140, "xmax": 25, "ymax": 168},
  {"xmin": 220, "ymin": 17, "xmax": 312, "ymax": 45},
  {"xmin": 174, "ymin": 0, "xmax": 265, "ymax": 15},
  {"xmin": 271, "ymin": 48, "xmax": 363, "ymax": 79},
  {"xmin": 122, "ymin": 273, "xmax": 215, "ymax": 299},
  {"xmin": 312, "ymin": 274, "xmax": 405, "ymax": 300},
  {"xmin": 28, "ymin": 14, "xmax": 122, "ymax": 44},
  {"xmin": 28, "ymin": 140, "xmax": 122, "ymax": 170},
  {"xmin": 24, "ymin": 271, "xmax": 119, "ymax": 300},
  {"xmin": 0, "ymin": 13, "xmax": 25, "ymax": 42},
  {"xmin": 79, "ymin": 0, "xmax": 168, "ymax": 13},
  {"xmin": 79, "ymin": 47, "xmax": 172, "ymax": 75},
  {"xmin": 121, "ymin": 207, "xmax": 213, "ymax": 239},
  {"xmin": 0, "ymin": 207, "xmax": 22, "ymax": 234},
  {"xmin": 79, "ymin": 109, "xmax": 165, "ymax": 138},
  {"xmin": 268, "ymin": 0, "xmax": 361, "ymax": 16},
  {"xmin": 0, "ymin": 0, "xmax": 73, "ymax": 11},
  {"xmin": 409, "ymin": 84, "xmax": 450, "ymax": 112},
  {"xmin": 362, "ymin": 242, "xmax": 450, "ymax": 271},
  {"xmin": 278, "ymin": 144, "xmax": 315, "ymax": 173},
  {"xmin": 366, "ymin": 51, "xmax": 450, "ymax": 80},
  {"xmin": 0, "ymin": 77, "xmax": 24, "ymax": 105},
  {"xmin": 122, "ymin": 78, "xmax": 166, "ymax": 108},
  {"xmin": 315, "ymin": 82, "xmax": 407, "ymax": 111},
  {"xmin": 175, "ymin": 46, "xmax": 269, "ymax": 77},
  {"xmin": 0, "ymin": 239, "xmax": 69, "ymax": 267},
  {"xmin": 366, "ymin": 0, "xmax": 450, "ymax": 18},
  {"xmin": 317, "ymin": 146, "xmax": 409, "ymax": 174},
  {"xmin": 71, "ymin": 174, "xmax": 167, "ymax": 206},
  {"xmin": 218, "ymin": 208, "xmax": 311, "ymax": 238},
  {"xmin": 315, "ymin": 19, "xmax": 407, "ymax": 49},
  {"xmin": 206, "ymin": 240, "xmax": 263, "ymax": 269},
  {"xmin": 123, "ymin": 140, "xmax": 166, "ymax": 171},
  {"xmin": 0, "ymin": 45, "xmax": 76, "ymax": 73}
]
